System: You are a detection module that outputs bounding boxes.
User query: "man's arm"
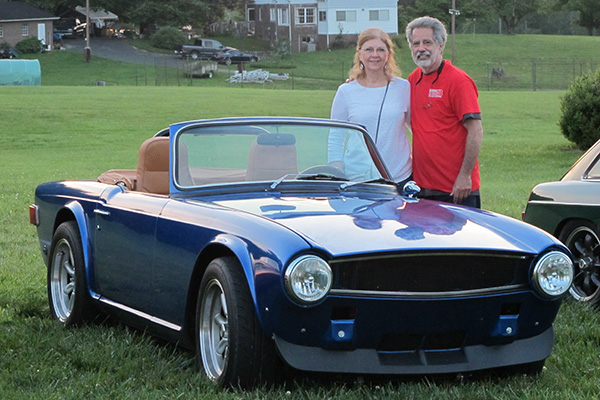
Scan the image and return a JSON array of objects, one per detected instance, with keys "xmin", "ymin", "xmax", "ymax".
[{"xmin": 451, "ymin": 118, "xmax": 483, "ymax": 203}]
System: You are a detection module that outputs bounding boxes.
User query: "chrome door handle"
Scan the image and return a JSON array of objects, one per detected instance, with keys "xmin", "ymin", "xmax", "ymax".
[{"xmin": 93, "ymin": 209, "xmax": 110, "ymax": 216}]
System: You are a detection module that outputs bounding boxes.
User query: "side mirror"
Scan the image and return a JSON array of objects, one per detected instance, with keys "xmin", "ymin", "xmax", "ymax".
[{"xmin": 402, "ymin": 181, "xmax": 421, "ymax": 198}]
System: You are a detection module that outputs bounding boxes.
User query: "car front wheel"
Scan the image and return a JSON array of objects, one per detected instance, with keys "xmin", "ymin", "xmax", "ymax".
[
  {"xmin": 48, "ymin": 221, "xmax": 96, "ymax": 326},
  {"xmin": 224, "ymin": 57, "xmax": 232, "ymax": 66},
  {"xmin": 559, "ymin": 220, "xmax": 600, "ymax": 303},
  {"xmin": 196, "ymin": 257, "xmax": 278, "ymax": 388}
]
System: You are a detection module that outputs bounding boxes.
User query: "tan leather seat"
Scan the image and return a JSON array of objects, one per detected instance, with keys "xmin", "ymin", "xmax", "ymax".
[
  {"xmin": 246, "ymin": 134, "xmax": 298, "ymax": 181},
  {"xmin": 136, "ymin": 137, "xmax": 170, "ymax": 194}
]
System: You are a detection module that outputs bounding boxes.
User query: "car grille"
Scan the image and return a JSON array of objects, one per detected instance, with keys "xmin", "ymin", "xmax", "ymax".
[{"xmin": 330, "ymin": 252, "xmax": 532, "ymax": 296}]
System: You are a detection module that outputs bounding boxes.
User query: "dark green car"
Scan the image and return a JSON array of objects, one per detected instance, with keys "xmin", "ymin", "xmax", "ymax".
[{"xmin": 524, "ymin": 139, "xmax": 600, "ymax": 304}]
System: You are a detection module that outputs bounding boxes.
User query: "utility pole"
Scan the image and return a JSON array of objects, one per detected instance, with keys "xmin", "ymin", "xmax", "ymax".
[
  {"xmin": 448, "ymin": 0, "xmax": 460, "ymax": 64},
  {"xmin": 84, "ymin": 0, "xmax": 91, "ymax": 62}
]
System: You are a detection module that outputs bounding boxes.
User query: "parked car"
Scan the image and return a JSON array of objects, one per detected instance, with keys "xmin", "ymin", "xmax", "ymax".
[
  {"xmin": 53, "ymin": 18, "xmax": 85, "ymax": 39},
  {"xmin": 173, "ymin": 38, "xmax": 225, "ymax": 60},
  {"xmin": 523, "ymin": 138, "xmax": 600, "ymax": 304},
  {"xmin": 30, "ymin": 117, "xmax": 574, "ymax": 388},
  {"xmin": 211, "ymin": 47, "xmax": 259, "ymax": 65}
]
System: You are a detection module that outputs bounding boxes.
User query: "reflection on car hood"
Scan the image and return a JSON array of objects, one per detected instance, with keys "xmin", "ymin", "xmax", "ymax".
[{"xmin": 211, "ymin": 195, "xmax": 559, "ymax": 256}]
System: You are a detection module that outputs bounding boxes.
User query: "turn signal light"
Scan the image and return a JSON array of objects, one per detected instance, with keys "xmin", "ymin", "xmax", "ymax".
[{"xmin": 29, "ymin": 205, "xmax": 39, "ymax": 226}]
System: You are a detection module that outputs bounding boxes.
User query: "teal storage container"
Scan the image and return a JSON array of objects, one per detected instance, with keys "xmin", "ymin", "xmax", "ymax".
[{"xmin": 0, "ymin": 59, "xmax": 41, "ymax": 85}]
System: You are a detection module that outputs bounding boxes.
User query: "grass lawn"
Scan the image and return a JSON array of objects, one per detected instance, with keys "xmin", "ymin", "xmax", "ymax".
[{"xmin": 1, "ymin": 85, "xmax": 599, "ymax": 398}]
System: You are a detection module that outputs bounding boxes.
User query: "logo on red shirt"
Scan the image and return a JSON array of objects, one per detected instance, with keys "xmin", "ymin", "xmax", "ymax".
[{"xmin": 428, "ymin": 89, "xmax": 443, "ymax": 98}]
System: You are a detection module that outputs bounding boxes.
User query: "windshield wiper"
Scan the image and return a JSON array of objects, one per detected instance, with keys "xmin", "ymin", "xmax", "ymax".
[
  {"xmin": 340, "ymin": 178, "xmax": 395, "ymax": 190},
  {"xmin": 270, "ymin": 174, "xmax": 297, "ymax": 190}
]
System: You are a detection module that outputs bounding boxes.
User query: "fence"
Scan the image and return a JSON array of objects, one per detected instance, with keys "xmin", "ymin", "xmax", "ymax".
[
  {"xmin": 466, "ymin": 59, "xmax": 599, "ymax": 91},
  {"xmin": 94, "ymin": 55, "xmax": 599, "ymax": 91}
]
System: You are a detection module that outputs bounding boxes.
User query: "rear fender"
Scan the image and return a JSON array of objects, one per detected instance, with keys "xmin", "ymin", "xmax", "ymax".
[{"xmin": 60, "ymin": 201, "xmax": 97, "ymax": 298}]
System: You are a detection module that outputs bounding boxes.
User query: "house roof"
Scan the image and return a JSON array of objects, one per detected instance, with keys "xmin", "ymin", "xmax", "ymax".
[
  {"xmin": 0, "ymin": 1, "xmax": 58, "ymax": 22},
  {"xmin": 75, "ymin": 6, "xmax": 118, "ymax": 21}
]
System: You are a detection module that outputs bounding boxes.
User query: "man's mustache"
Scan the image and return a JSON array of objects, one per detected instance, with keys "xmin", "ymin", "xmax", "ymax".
[{"xmin": 416, "ymin": 50, "xmax": 431, "ymax": 59}]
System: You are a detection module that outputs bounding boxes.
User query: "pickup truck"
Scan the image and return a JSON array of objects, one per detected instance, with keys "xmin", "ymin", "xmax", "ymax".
[{"xmin": 173, "ymin": 38, "xmax": 225, "ymax": 60}]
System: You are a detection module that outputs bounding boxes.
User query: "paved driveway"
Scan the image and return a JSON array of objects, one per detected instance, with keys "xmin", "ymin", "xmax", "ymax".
[{"xmin": 61, "ymin": 37, "xmax": 183, "ymax": 68}]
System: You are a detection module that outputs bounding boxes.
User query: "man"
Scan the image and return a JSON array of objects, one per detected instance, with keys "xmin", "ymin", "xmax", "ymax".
[{"xmin": 406, "ymin": 16, "xmax": 483, "ymax": 208}]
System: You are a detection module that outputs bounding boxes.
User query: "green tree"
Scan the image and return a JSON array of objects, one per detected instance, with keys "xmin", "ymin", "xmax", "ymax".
[
  {"xmin": 559, "ymin": 68, "xmax": 600, "ymax": 150},
  {"xmin": 19, "ymin": 0, "xmax": 244, "ymax": 34},
  {"xmin": 556, "ymin": 0, "xmax": 600, "ymax": 35},
  {"xmin": 467, "ymin": 0, "xmax": 543, "ymax": 34},
  {"xmin": 99, "ymin": 0, "xmax": 242, "ymax": 34}
]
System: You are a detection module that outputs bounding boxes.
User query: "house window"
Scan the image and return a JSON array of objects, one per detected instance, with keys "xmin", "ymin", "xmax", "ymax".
[
  {"xmin": 278, "ymin": 8, "xmax": 289, "ymax": 26},
  {"xmin": 336, "ymin": 11, "xmax": 356, "ymax": 22},
  {"xmin": 319, "ymin": 11, "xmax": 326, "ymax": 22},
  {"xmin": 22, "ymin": 23, "xmax": 29, "ymax": 36},
  {"xmin": 270, "ymin": 8, "xmax": 276, "ymax": 22},
  {"xmin": 296, "ymin": 8, "xmax": 316, "ymax": 24},
  {"xmin": 0, "ymin": 26, "xmax": 3, "ymax": 38},
  {"xmin": 247, "ymin": 8, "xmax": 255, "ymax": 21},
  {"xmin": 369, "ymin": 10, "xmax": 390, "ymax": 21}
]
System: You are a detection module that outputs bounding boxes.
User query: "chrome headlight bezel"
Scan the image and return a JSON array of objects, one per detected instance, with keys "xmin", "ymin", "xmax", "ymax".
[
  {"xmin": 284, "ymin": 255, "xmax": 332, "ymax": 305},
  {"xmin": 532, "ymin": 250, "xmax": 574, "ymax": 298}
]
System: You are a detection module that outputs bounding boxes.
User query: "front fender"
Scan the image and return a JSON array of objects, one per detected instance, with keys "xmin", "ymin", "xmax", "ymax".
[{"xmin": 201, "ymin": 231, "xmax": 319, "ymax": 338}]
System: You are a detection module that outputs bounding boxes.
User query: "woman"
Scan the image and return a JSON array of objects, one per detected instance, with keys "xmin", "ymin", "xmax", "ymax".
[{"xmin": 328, "ymin": 27, "xmax": 411, "ymax": 186}]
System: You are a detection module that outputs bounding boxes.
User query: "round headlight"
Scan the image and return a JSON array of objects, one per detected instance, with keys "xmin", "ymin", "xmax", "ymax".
[
  {"xmin": 532, "ymin": 251, "xmax": 574, "ymax": 298},
  {"xmin": 284, "ymin": 255, "xmax": 332, "ymax": 304}
]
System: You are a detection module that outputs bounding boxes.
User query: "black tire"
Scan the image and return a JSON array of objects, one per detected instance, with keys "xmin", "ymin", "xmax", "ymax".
[
  {"xmin": 47, "ymin": 221, "xmax": 97, "ymax": 326},
  {"xmin": 558, "ymin": 220, "xmax": 600, "ymax": 304},
  {"xmin": 190, "ymin": 51, "xmax": 199, "ymax": 60},
  {"xmin": 224, "ymin": 57, "xmax": 232, "ymax": 66},
  {"xmin": 196, "ymin": 257, "xmax": 279, "ymax": 388}
]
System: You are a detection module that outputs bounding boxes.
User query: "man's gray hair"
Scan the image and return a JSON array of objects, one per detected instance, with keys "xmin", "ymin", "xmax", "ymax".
[{"xmin": 405, "ymin": 16, "xmax": 447, "ymax": 46}]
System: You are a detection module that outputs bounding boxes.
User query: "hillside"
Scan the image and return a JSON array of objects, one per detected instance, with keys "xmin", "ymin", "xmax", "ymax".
[{"xmin": 26, "ymin": 33, "xmax": 600, "ymax": 90}]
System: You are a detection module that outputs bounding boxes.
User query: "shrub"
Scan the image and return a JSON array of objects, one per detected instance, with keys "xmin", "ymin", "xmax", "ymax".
[
  {"xmin": 391, "ymin": 34, "xmax": 404, "ymax": 50},
  {"xmin": 15, "ymin": 37, "xmax": 42, "ymax": 54},
  {"xmin": 151, "ymin": 27, "xmax": 186, "ymax": 50},
  {"xmin": 559, "ymin": 68, "xmax": 600, "ymax": 150},
  {"xmin": 273, "ymin": 38, "xmax": 291, "ymax": 59}
]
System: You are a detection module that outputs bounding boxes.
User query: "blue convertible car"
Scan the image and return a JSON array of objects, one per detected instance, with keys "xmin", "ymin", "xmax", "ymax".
[{"xmin": 30, "ymin": 117, "xmax": 574, "ymax": 388}]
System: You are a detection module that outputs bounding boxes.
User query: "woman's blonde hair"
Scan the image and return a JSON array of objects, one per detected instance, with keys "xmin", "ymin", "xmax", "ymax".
[{"xmin": 349, "ymin": 27, "xmax": 400, "ymax": 81}]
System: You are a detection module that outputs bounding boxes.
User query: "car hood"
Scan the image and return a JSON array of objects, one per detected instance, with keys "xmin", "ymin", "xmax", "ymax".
[{"xmin": 209, "ymin": 194, "xmax": 559, "ymax": 257}]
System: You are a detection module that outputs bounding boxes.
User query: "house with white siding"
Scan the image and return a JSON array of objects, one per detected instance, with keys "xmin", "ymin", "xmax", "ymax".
[{"xmin": 246, "ymin": 0, "xmax": 398, "ymax": 52}]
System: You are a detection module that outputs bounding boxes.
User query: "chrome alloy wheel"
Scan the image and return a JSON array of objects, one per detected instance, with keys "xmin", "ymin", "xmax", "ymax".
[
  {"xmin": 49, "ymin": 238, "xmax": 77, "ymax": 323},
  {"xmin": 199, "ymin": 278, "xmax": 229, "ymax": 381},
  {"xmin": 565, "ymin": 225, "xmax": 600, "ymax": 302}
]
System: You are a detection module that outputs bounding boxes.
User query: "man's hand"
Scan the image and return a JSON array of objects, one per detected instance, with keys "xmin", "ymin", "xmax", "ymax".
[{"xmin": 451, "ymin": 174, "xmax": 472, "ymax": 204}]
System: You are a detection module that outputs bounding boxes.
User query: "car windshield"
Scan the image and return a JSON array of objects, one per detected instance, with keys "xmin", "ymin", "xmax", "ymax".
[{"xmin": 172, "ymin": 119, "xmax": 390, "ymax": 189}]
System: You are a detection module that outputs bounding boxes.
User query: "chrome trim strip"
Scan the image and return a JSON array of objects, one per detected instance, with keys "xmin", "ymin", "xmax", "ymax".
[
  {"xmin": 329, "ymin": 252, "xmax": 528, "ymax": 264},
  {"xmin": 98, "ymin": 297, "xmax": 182, "ymax": 331},
  {"xmin": 330, "ymin": 284, "xmax": 527, "ymax": 299},
  {"xmin": 528, "ymin": 200, "xmax": 600, "ymax": 208}
]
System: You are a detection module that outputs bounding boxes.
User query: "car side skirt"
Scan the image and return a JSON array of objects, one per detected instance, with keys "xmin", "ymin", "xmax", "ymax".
[{"xmin": 274, "ymin": 327, "xmax": 553, "ymax": 375}]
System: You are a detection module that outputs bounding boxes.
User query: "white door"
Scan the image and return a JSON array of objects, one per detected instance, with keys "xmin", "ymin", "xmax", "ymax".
[{"xmin": 37, "ymin": 23, "xmax": 46, "ymax": 44}]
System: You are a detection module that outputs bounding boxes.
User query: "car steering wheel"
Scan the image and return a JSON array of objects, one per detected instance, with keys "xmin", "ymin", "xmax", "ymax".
[{"xmin": 299, "ymin": 165, "xmax": 348, "ymax": 180}]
